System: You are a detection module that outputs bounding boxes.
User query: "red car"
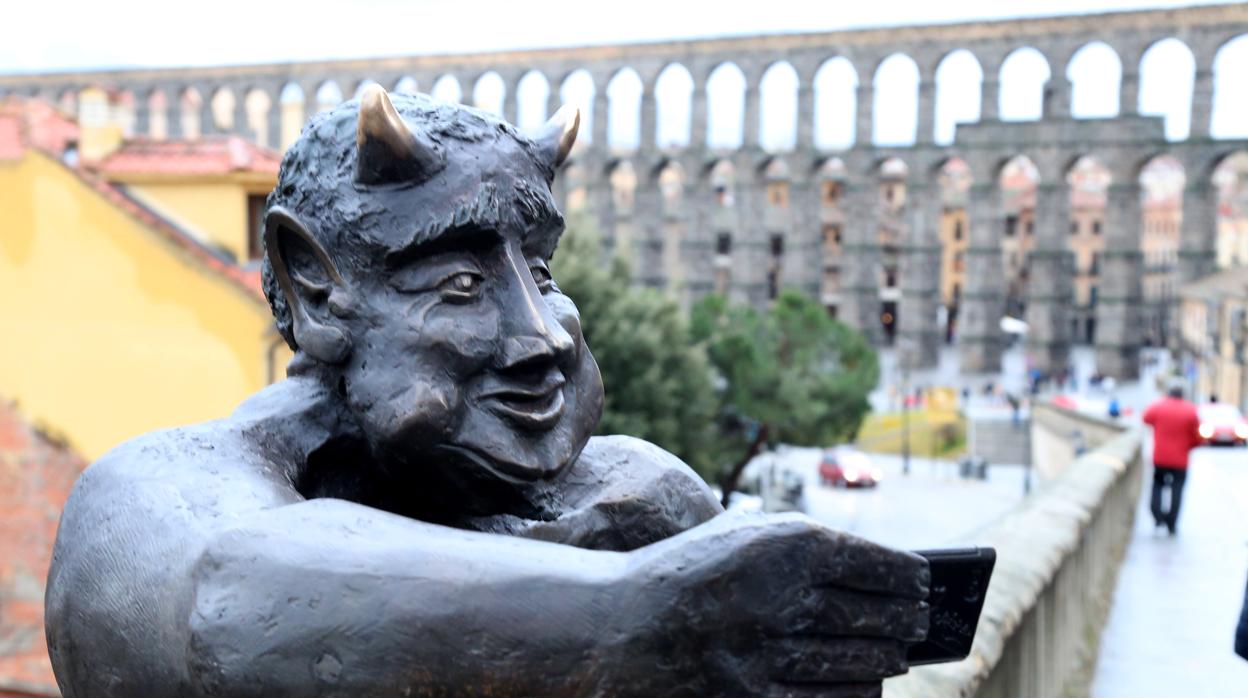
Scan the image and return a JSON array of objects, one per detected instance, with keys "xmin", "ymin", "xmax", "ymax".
[
  {"xmin": 1197, "ymin": 403, "xmax": 1248, "ymax": 446},
  {"xmin": 819, "ymin": 447, "xmax": 883, "ymax": 488}
]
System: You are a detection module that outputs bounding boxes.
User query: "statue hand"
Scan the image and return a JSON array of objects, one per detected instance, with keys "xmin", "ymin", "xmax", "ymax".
[{"xmin": 602, "ymin": 511, "xmax": 930, "ymax": 696}]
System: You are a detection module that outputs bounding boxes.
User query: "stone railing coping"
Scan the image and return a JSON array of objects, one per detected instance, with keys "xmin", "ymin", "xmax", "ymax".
[{"xmin": 885, "ymin": 406, "xmax": 1140, "ymax": 697}]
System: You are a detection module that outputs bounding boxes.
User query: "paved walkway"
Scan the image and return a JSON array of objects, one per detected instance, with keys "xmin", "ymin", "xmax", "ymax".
[{"xmin": 1092, "ymin": 445, "xmax": 1248, "ymax": 695}]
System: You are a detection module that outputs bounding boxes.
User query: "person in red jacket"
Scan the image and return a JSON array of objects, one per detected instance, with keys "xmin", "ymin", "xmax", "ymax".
[{"xmin": 1142, "ymin": 384, "xmax": 1203, "ymax": 535}]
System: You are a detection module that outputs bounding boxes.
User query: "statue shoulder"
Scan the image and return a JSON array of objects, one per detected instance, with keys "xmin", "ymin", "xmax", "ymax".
[
  {"xmin": 578, "ymin": 435, "xmax": 717, "ymax": 503},
  {"xmin": 535, "ymin": 435, "xmax": 724, "ymax": 550},
  {"xmin": 63, "ymin": 420, "xmax": 297, "ymax": 527}
]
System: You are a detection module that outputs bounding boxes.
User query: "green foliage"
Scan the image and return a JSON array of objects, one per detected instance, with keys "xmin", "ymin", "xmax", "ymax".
[
  {"xmin": 551, "ymin": 216, "xmax": 720, "ymax": 479},
  {"xmin": 691, "ymin": 290, "xmax": 878, "ymax": 465}
]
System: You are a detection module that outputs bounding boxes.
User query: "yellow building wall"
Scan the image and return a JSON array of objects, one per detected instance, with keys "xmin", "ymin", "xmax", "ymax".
[
  {"xmin": 0, "ymin": 151, "xmax": 280, "ymax": 460},
  {"xmin": 128, "ymin": 181, "xmax": 253, "ymax": 262}
]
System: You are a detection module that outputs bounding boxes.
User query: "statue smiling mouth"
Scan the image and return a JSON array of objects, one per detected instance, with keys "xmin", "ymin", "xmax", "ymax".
[{"xmin": 478, "ymin": 371, "xmax": 567, "ymax": 431}]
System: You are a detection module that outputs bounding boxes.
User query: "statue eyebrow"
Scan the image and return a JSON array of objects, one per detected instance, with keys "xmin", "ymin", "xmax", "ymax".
[{"xmin": 384, "ymin": 226, "xmax": 503, "ymax": 269}]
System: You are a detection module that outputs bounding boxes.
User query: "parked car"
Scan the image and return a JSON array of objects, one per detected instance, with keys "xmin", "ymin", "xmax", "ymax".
[
  {"xmin": 1197, "ymin": 403, "xmax": 1248, "ymax": 446},
  {"xmin": 819, "ymin": 447, "xmax": 883, "ymax": 488}
]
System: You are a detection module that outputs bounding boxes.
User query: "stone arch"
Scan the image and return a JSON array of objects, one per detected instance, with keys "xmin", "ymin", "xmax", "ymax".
[
  {"xmin": 934, "ymin": 50, "xmax": 983, "ymax": 145},
  {"xmin": 430, "ymin": 75, "xmax": 462, "ymax": 104},
  {"xmin": 1136, "ymin": 153, "xmax": 1186, "ymax": 346},
  {"xmin": 759, "ymin": 61, "xmax": 798, "ymax": 153},
  {"xmin": 243, "ymin": 88, "xmax": 272, "ymax": 147},
  {"xmin": 654, "ymin": 62, "xmax": 693, "ymax": 150},
  {"xmin": 1065, "ymin": 154, "xmax": 1112, "ymax": 344},
  {"xmin": 996, "ymin": 154, "xmax": 1040, "ymax": 319},
  {"xmin": 708, "ymin": 158, "xmax": 737, "ymax": 208},
  {"xmin": 515, "ymin": 70, "xmax": 550, "ymax": 132},
  {"xmin": 606, "ymin": 67, "xmax": 642, "ymax": 152},
  {"xmin": 315, "ymin": 80, "xmax": 343, "ymax": 113},
  {"xmin": 393, "ymin": 76, "xmax": 419, "ymax": 95},
  {"xmin": 1139, "ymin": 38, "xmax": 1195, "ymax": 141},
  {"xmin": 180, "ymin": 87, "xmax": 204, "ymax": 139},
  {"xmin": 934, "ymin": 156, "xmax": 973, "ymax": 337},
  {"xmin": 57, "ymin": 88, "xmax": 77, "ymax": 117},
  {"xmin": 472, "ymin": 71, "xmax": 506, "ymax": 117},
  {"xmin": 1212, "ymin": 34, "xmax": 1248, "ymax": 139},
  {"xmin": 561, "ymin": 161, "xmax": 588, "ymax": 212},
  {"xmin": 1211, "ymin": 151, "xmax": 1248, "ymax": 267},
  {"xmin": 813, "ymin": 57, "xmax": 856, "ymax": 150},
  {"xmin": 609, "ymin": 159, "xmax": 638, "ymax": 213},
  {"xmin": 872, "ymin": 53, "xmax": 919, "ymax": 146},
  {"xmin": 559, "ymin": 69, "xmax": 596, "ymax": 144},
  {"xmin": 998, "ymin": 47, "xmax": 1051, "ymax": 121},
  {"xmin": 146, "ymin": 88, "xmax": 168, "ymax": 139},
  {"xmin": 656, "ymin": 160, "xmax": 687, "ymax": 292},
  {"xmin": 1066, "ymin": 41, "xmax": 1123, "ymax": 118},
  {"xmin": 113, "ymin": 90, "xmax": 137, "ymax": 137},
  {"xmin": 278, "ymin": 82, "xmax": 305, "ymax": 150},
  {"xmin": 210, "ymin": 87, "xmax": 236, "ymax": 131},
  {"xmin": 705, "ymin": 62, "xmax": 746, "ymax": 150}
]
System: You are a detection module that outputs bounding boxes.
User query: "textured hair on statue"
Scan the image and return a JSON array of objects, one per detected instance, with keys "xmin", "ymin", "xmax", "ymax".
[{"xmin": 261, "ymin": 91, "xmax": 563, "ymax": 350}]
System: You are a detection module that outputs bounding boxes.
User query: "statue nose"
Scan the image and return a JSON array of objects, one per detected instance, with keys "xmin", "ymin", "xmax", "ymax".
[{"xmin": 499, "ymin": 333, "xmax": 573, "ymax": 372}]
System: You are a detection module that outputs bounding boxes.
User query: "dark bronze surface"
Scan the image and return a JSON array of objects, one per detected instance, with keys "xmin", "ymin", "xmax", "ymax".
[{"xmin": 45, "ymin": 88, "xmax": 928, "ymax": 697}]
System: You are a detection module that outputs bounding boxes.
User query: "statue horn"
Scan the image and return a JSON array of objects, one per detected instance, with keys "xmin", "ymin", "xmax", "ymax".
[
  {"xmin": 355, "ymin": 84, "xmax": 443, "ymax": 187},
  {"xmin": 536, "ymin": 104, "xmax": 580, "ymax": 169}
]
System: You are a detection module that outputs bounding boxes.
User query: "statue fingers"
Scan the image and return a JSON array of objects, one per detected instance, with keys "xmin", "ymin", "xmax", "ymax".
[
  {"xmin": 802, "ymin": 528, "xmax": 931, "ymax": 601},
  {"xmin": 766, "ymin": 637, "xmax": 907, "ymax": 685},
  {"xmin": 774, "ymin": 588, "xmax": 928, "ymax": 642},
  {"xmin": 764, "ymin": 681, "xmax": 883, "ymax": 698}
]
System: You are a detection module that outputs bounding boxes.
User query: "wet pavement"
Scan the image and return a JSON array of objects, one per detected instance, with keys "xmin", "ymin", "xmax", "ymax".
[
  {"xmin": 770, "ymin": 448, "xmax": 1027, "ymax": 549},
  {"xmin": 1091, "ymin": 445, "xmax": 1248, "ymax": 695}
]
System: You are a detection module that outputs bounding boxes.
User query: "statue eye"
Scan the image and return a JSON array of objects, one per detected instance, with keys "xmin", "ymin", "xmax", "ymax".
[
  {"xmin": 530, "ymin": 263, "xmax": 555, "ymax": 292},
  {"xmin": 439, "ymin": 271, "xmax": 484, "ymax": 301}
]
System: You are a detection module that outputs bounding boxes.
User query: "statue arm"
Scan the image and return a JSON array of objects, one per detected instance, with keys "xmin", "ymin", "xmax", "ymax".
[
  {"xmin": 46, "ymin": 445, "xmax": 631, "ymax": 697},
  {"xmin": 186, "ymin": 497, "xmax": 631, "ymax": 696}
]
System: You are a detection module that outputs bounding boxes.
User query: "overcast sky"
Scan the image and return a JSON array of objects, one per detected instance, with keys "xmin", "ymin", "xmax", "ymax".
[{"xmin": 2, "ymin": 0, "xmax": 1239, "ymax": 73}]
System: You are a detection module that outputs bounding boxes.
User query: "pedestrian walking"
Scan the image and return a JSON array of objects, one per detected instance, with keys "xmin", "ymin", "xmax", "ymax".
[
  {"xmin": 1141, "ymin": 384, "xmax": 1202, "ymax": 535},
  {"xmin": 1237, "ymin": 570, "xmax": 1248, "ymax": 660}
]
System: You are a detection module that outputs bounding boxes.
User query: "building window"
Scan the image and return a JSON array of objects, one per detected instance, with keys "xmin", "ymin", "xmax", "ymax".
[
  {"xmin": 1093, "ymin": 220, "xmax": 1102, "ymax": 235},
  {"xmin": 1090, "ymin": 285, "xmax": 1099, "ymax": 307},
  {"xmin": 1005, "ymin": 215, "xmax": 1017, "ymax": 237},
  {"xmin": 954, "ymin": 251, "xmax": 965, "ymax": 272},
  {"xmin": 1090, "ymin": 252, "xmax": 1100, "ymax": 274},
  {"xmin": 884, "ymin": 268, "xmax": 897, "ymax": 288},
  {"xmin": 954, "ymin": 220, "xmax": 963, "ymax": 241},
  {"xmin": 821, "ymin": 181, "xmax": 842, "ymax": 206},
  {"xmin": 823, "ymin": 224, "xmax": 842, "ymax": 250},
  {"xmin": 1026, "ymin": 220, "xmax": 1034, "ymax": 235},
  {"xmin": 770, "ymin": 233, "xmax": 784, "ymax": 257},
  {"xmin": 716, "ymin": 232, "xmax": 732, "ymax": 255},
  {"xmin": 767, "ymin": 182, "xmax": 789, "ymax": 208},
  {"xmin": 247, "ymin": 194, "xmax": 268, "ymax": 261}
]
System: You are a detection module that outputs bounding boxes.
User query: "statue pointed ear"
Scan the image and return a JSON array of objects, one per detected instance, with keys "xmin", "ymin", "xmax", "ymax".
[
  {"xmin": 263, "ymin": 207, "xmax": 352, "ymax": 364},
  {"xmin": 535, "ymin": 104, "xmax": 579, "ymax": 170}
]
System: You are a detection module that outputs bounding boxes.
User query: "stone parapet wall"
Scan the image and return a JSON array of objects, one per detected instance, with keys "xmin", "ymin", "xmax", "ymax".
[
  {"xmin": 885, "ymin": 406, "xmax": 1141, "ymax": 698},
  {"xmin": 1029, "ymin": 402, "xmax": 1129, "ymax": 481}
]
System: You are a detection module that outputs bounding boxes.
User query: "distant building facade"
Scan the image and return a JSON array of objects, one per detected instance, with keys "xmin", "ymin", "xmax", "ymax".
[{"xmin": 5, "ymin": 5, "xmax": 1248, "ymax": 381}]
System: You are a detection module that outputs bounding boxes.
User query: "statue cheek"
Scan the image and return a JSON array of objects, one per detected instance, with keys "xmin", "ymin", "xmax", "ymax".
[{"xmin": 425, "ymin": 308, "xmax": 500, "ymax": 368}]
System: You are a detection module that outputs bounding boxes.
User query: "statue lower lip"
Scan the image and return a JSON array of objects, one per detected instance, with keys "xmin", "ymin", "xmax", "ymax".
[{"xmin": 483, "ymin": 387, "xmax": 566, "ymax": 431}]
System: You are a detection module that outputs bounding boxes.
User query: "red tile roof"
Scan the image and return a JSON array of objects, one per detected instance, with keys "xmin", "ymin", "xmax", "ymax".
[
  {"xmin": 0, "ymin": 97, "xmax": 264, "ymax": 303},
  {"xmin": 0, "ymin": 399, "xmax": 84, "ymax": 697},
  {"xmin": 92, "ymin": 135, "xmax": 281, "ymax": 177},
  {"xmin": 0, "ymin": 115, "xmax": 22, "ymax": 160}
]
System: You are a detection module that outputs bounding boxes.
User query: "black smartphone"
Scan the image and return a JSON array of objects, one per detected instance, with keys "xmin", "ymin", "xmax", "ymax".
[{"xmin": 906, "ymin": 546, "xmax": 997, "ymax": 666}]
